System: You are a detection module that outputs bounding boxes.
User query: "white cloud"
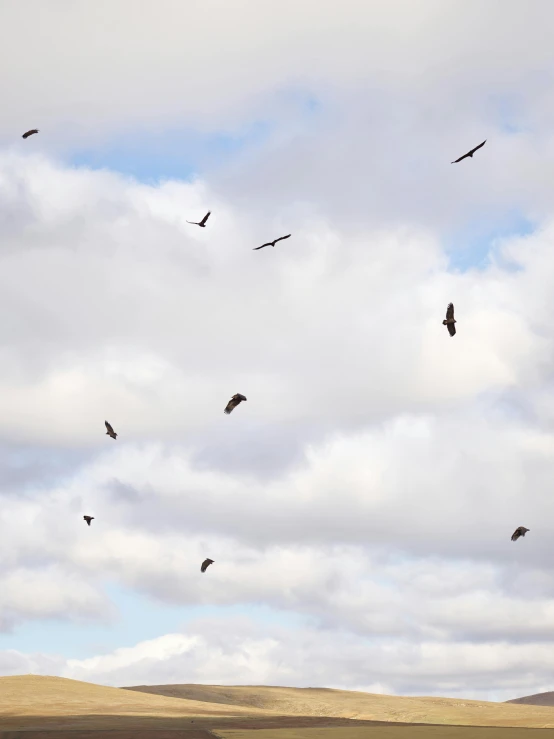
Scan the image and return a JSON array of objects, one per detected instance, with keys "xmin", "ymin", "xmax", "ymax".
[
  {"xmin": 54, "ymin": 617, "xmax": 554, "ymax": 702},
  {"xmin": 0, "ymin": 152, "xmax": 553, "ymax": 696}
]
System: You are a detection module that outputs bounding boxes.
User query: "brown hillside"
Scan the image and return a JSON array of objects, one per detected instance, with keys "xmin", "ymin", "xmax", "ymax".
[
  {"xmin": 2, "ymin": 676, "xmax": 554, "ymax": 732},
  {"xmin": 123, "ymin": 684, "xmax": 554, "ymax": 728},
  {"xmin": 0, "ymin": 674, "xmax": 270, "ymax": 731},
  {"xmin": 506, "ymin": 691, "xmax": 554, "ymax": 706}
]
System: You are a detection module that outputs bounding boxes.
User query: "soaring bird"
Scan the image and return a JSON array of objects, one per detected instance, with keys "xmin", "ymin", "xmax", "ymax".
[
  {"xmin": 451, "ymin": 139, "xmax": 486, "ymax": 163},
  {"xmin": 105, "ymin": 420, "xmax": 117, "ymax": 439},
  {"xmin": 22, "ymin": 129, "xmax": 39, "ymax": 139},
  {"xmin": 224, "ymin": 393, "xmax": 247, "ymax": 414},
  {"xmin": 253, "ymin": 234, "xmax": 291, "ymax": 250},
  {"xmin": 83, "ymin": 516, "xmax": 94, "ymax": 526},
  {"xmin": 511, "ymin": 526, "xmax": 529, "ymax": 541},
  {"xmin": 187, "ymin": 211, "xmax": 211, "ymax": 227},
  {"xmin": 443, "ymin": 303, "xmax": 456, "ymax": 336},
  {"xmin": 201, "ymin": 558, "xmax": 214, "ymax": 573}
]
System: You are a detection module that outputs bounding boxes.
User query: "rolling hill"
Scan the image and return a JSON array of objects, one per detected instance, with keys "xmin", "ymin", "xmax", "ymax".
[
  {"xmin": 2, "ymin": 676, "xmax": 554, "ymax": 734},
  {"xmin": 0, "ymin": 674, "xmax": 269, "ymax": 733},
  {"xmin": 123, "ymin": 683, "xmax": 554, "ymax": 728},
  {"xmin": 506, "ymin": 691, "xmax": 554, "ymax": 706}
]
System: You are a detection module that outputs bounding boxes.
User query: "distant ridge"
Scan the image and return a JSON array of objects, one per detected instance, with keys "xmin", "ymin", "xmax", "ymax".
[
  {"xmin": 122, "ymin": 682, "xmax": 554, "ymax": 727},
  {"xmin": 506, "ymin": 691, "xmax": 554, "ymax": 706}
]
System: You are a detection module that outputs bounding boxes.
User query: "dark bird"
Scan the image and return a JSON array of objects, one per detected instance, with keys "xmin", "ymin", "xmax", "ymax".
[
  {"xmin": 511, "ymin": 526, "xmax": 529, "ymax": 541},
  {"xmin": 451, "ymin": 139, "xmax": 486, "ymax": 163},
  {"xmin": 224, "ymin": 393, "xmax": 247, "ymax": 414},
  {"xmin": 105, "ymin": 420, "xmax": 117, "ymax": 439},
  {"xmin": 443, "ymin": 303, "xmax": 456, "ymax": 336},
  {"xmin": 253, "ymin": 234, "xmax": 291, "ymax": 250},
  {"xmin": 201, "ymin": 558, "xmax": 214, "ymax": 572},
  {"xmin": 22, "ymin": 129, "xmax": 39, "ymax": 139},
  {"xmin": 187, "ymin": 211, "xmax": 211, "ymax": 227},
  {"xmin": 83, "ymin": 516, "xmax": 94, "ymax": 526}
]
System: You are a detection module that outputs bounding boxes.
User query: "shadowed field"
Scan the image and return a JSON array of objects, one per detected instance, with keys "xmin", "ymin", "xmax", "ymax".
[
  {"xmin": 215, "ymin": 729, "xmax": 554, "ymax": 739},
  {"xmin": 1, "ymin": 676, "xmax": 554, "ymax": 737}
]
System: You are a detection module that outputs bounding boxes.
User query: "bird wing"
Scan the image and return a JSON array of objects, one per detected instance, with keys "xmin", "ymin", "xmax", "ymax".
[
  {"xmin": 446, "ymin": 303, "xmax": 454, "ymax": 320},
  {"xmin": 201, "ymin": 558, "xmax": 213, "ymax": 572},
  {"xmin": 447, "ymin": 323, "xmax": 456, "ymax": 337},
  {"xmin": 22, "ymin": 129, "xmax": 38, "ymax": 139},
  {"xmin": 236, "ymin": 394, "xmax": 247, "ymax": 401},
  {"xmin": 105, "ymin": 420, "xmax": 114, "ymax": 434},
  {"xmin": 186, "ymin": 220, "xmax": 200, "ymax": 225},
  {"xmin": 469, "ymin": 139, "xmax": 487, "ymax": 156},
  {"xmin": 199, "ymin": 211, "xmax": 211, "ymax": 226},
  {"xmin": 224, "ymin": 398, "xmax": 237, "ymax": 414},
  {"xmin": 253, "ymin": 243, "xmax": 271, "ymax": 250},
  {"xmin": 451, "ymin": 151, "xmax": 470, "ymax": 163},
  {"xmin": 275, "ymin": 234, "xmax": 291, "ymax": 244}
]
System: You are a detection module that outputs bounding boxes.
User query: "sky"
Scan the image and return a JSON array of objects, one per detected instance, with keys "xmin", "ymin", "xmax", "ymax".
[{"xmin": 2, "ymin": 0, "xmax": 554, "ymax": 703}]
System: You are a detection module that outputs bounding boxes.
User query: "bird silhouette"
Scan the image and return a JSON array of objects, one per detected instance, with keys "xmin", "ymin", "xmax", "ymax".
[
  {"xmin": 443, "ymin": 303, "xmax": 456, "ymax": 336},
  {"xmin": 253, "ymin": 234, "xmax": 291, "ymax": 250},
  {"xmin": 511, "ymin": 526, "xmax": 529, "ymax": 541},
  {"xmin": 224, "ymin": 393, "xmax": 247, "ymax": 414},
  {"xmin": 187, "ymin": 211, "xmax": 211, "ymax": 227},
  {"xmin": 105, "ymin": 420, "xmax": 117, "ymax": 439},
  {"xmin": 22, "ymin": 129, "xmax": 39, "ymax": 139},
  {"xmin": 451, "ymin": 139, "xmax": 486, "ymax": 163},
  {"xmin": 83, "ymin": 516, "xmax": 94, "ymax": 526},
  {"xmin": 201, "ymin": 558, "xmax": 214, "ymax": 572}
]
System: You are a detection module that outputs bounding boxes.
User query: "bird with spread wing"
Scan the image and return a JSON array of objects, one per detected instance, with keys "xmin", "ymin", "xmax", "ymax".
[
  {"xmin": 443, "ymin": 303, "xmax": 456, "ymax": 336},
  {"xmin": 83, "ymin": 516, "xmax": 94, "ymax": 526},
  {"xmin": 451, "ymin": 139, "xmax": 486, "ymax": 163},
  {"xmin": 187, "ymin": 211, "xmax": 211, "ymax": 227},
  {"xmin": 224, "ymin": 393, "xmax": 247, "ymax": 414},
  {"xmin": 253, "ymin": 234, "xmax": 291, "ymax": 250},
  {"xmin": 511, "ymin": 526, "xmax": 529, "ymax": 541},
  {"xmin": 201, "ymin": 558, "xmax": 214, "ymax": 572},
  {"xmin": 105, "ymin": 420, "xmax": 117, "ymax": 439},
  {"xmin": 22, "ymin": 129, "xmax": 39, "ymax": 139}
]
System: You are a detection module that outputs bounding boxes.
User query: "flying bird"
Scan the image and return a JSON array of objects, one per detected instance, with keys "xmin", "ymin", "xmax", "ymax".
[
  {"xmin": 187, "ymin": 211, "xmax": 211, "ymax": 227},
  {"xmin": 451, "ymin": 139, "xmax": 486, "ymax": 163},
  {"xmin": 22, "ymin": 129, "xmax": 39, "ymax": 139},
  {"xmin": 83, "ymin": 516, "xmax": 94, "ymax": 526},
  {"xmin": 511, "ymin": 526, "xmax": 529, "ymax": 541},
  {"xmin": 224, "ymin": 393, "xmax": 247, "ymax": 414},
  {"xmin": 105, "ymin": 420, "xmax": 117, "ymax": 439},
  {"xmin": 201, "ymin": 558, "xmax": 214, "ymax": 573},
  {"xmin": 253, "ymin": 234, "xmax": 291, "ymax": 250},
  {"xmin": 443, "ymin": 303, "xmax": 456, "ymax": 336}
]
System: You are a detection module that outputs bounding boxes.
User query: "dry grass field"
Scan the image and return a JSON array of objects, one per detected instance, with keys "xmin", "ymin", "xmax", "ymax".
[
  {"xmin": 216, "ymin": 729, "xmax": 554, "ymax": 739},
  {"xmin": 1, "ymin": 676, "xmax": 554, "ymax": 738}
]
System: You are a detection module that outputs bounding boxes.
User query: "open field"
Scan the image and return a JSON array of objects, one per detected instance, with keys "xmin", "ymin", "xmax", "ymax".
[
  {"xmin": 1, "ymin": 677, "xmax": 554, "ymax": 737},
  {"xmin": 216, "ymin": 729, "xmax": 554, "ymax": 739}
]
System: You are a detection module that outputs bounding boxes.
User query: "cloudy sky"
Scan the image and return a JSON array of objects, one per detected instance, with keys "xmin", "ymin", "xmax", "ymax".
[{"xmin": 2, "ymin": 0, "xmax": 554, "ymax": 703}]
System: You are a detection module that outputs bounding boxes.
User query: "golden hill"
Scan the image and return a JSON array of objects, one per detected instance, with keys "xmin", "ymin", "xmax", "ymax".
[
  {"xmin": 0, "ymin": 674, "xmax": 270, "ymax": 732},
  {"xmin": 2, "ymin": 676, "xmax": 554, "ymax": 733},
  {"xmin": 124, "ymin": 683, "xmax": 554, "ymax": 728}
]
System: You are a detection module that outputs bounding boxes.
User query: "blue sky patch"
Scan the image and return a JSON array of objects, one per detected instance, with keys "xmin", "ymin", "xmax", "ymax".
[
  {"xmin": 445, "ymin": 210, "xmax": 535, "ymax": 272},
  {"xmin": 0, "ymin": 583, "xmax": 307, "ymax": 661},
  {"xmin": 69, "ymin": 121, "xmax": 274, "ymax": 185}
]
